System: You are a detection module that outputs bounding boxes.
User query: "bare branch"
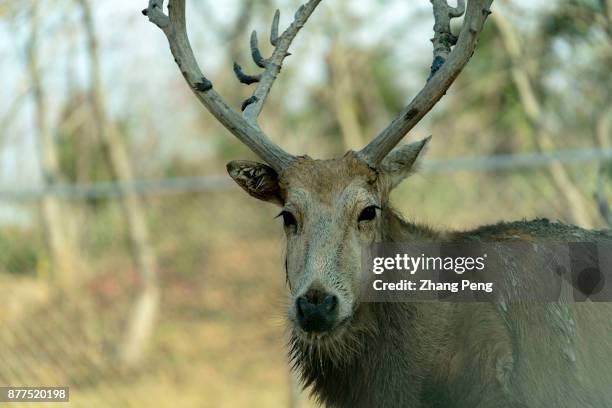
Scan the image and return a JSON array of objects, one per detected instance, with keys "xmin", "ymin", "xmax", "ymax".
[
  {"xmin": 359, "ymin": 0, "xmax": 493, "ymax": 166},
  {"xmin": 143, "ymin": 0, "xmax": 296, "ymax": 172}
]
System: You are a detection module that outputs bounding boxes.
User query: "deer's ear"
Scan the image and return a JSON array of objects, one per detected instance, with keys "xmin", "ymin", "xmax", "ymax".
[
  {"xmin": 227, "ymin": 160, "xmax": 283, "ymax": 205},
  {"xmin": 380, "ymin": 136, "xmax": 431, "ymax": 190}
]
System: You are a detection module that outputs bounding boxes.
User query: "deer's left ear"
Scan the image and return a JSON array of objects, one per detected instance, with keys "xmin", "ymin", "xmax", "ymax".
[
  {"xmin": 380, "ymin": 136, "xmax": 431, "ymax": 190},
  {"xmin": 227, "ymin": 160, "xmax": 283, "ymax": 205}
]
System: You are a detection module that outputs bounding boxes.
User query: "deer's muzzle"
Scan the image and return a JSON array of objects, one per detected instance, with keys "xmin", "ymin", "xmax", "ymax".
[{"xmin": 296, "ymin": 288, "xmax": 339, "ymax": 333}]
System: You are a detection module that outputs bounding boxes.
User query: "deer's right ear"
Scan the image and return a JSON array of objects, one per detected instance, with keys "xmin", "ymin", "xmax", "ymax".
[
  {"xmin": 380, "ymin": 136, "xmax": 431, "ymax": 190},
  {"xmin": 226, "ymin": 160, "xmax": 283, "ymax": 206}
]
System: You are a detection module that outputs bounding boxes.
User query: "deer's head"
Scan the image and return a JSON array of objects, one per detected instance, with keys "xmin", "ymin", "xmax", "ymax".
[
  {"xmin": 145, "ymin": 0, "xmax": 491, "ymax": 346},
  {"xmin": 226, "ymin": 140, "xmax": 428, "ymax": 337}
]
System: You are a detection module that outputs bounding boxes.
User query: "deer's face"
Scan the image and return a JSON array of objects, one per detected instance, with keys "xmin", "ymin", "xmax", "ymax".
[
  {"xmin": 227, "ymin": 138, "xmax": 428, "ymax": 341},
  {"xmin": 278, "ymin": 154, "xmax": 383, "ymax": 336}
]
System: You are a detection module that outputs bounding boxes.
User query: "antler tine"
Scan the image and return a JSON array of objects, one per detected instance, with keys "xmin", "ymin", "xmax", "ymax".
[
  {"xmin": 143, "ymin": 0, "xmax": 295, "ymax": 172},
  {"xmin": 250, "ymin": 30, "xmax": 267, "ymax": 68},
  {"xmin": 358, "ymin": 0, "xmax": 493, "ymax": 167},
  {"xmin": 448, "ymin": 0, "xmax": 466, "ymax": 18},
  {"xmin": 241, "ymin": 0, "xmax": 322, "ymax": 125},
  {"xmin": 429, "ymin": 0, "xmax": 466, "ymax": 78},
  {"xmin": 232, "ymin": 11, "xmax": 282, "ymax": 88},
  {"xmin": 233, "ymin": 62, "xmax": 261, "ymax": 85},
  {"xmin": 270, "ymin": 9, "xmax": 280, "ymax": 46}
]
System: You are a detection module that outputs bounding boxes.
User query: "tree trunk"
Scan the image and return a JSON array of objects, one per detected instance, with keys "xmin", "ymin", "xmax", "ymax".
[
  {"xmin": 495, "ymin": 13, "xmax": 595, "ymax": 229},
  {"xmin": 328, "ymin": 43, "xmax": 364, "ymax": 150},
  {"xmin": 77, "ymin": 0, "xmax": 160, "ymax": 367},
  {"xmin": 26, "ymin": 3, "xmax": 80, "ymax": 289}
]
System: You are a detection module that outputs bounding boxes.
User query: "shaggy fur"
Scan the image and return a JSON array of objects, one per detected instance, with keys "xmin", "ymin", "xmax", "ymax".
[
  {"xmin": 227, "ymin": 148, "xmax": 612, "ymax": 408},
  {"xmin": 290, "ymin": 212, "xmax": 612, "ymax": 407}
]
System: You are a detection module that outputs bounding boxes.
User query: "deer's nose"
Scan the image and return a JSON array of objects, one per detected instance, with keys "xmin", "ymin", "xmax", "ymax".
[{"xmin": 296, "ymin": 289, "xmax": 338, "ymax": 332}]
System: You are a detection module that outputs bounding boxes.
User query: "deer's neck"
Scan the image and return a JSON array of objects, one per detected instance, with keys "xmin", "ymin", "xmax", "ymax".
[
  {"xmin": 292, "ymin": 208, "xmax": 451, "ymax": 407},
  {"xmin": 382, "ymin": 206, "xmax": 443, "ymax": 241},
  {"xmin": 294, "ymin": 301, "xmax": 451, "ymax": 408}
]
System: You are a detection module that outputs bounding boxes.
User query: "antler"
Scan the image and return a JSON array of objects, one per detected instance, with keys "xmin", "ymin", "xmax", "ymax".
[
  {"xmin": 233, "ymin": 2, "xmax": 321, "ymax": 123},
  {"xmin": 143, "ymin": 0, "xmax": 321, "ymax": 172},
  {"xmin": 358, "ymin": 0, "xmax": 493, "ymax": 167}
]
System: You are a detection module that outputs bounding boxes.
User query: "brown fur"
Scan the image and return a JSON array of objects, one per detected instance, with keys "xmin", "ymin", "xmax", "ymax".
[
  {"xmin": 228, "ymin": 149, "xmax": 612, "ymax": 408},
  {"xmin": 292, "ymin": 210, "xmax": 612, "ymax": 407},
  {"xmin": 279, "ymin": 153, "xmax": 379, "ymax": 204}
]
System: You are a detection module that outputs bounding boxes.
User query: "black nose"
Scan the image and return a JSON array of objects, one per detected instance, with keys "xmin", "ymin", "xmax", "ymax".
[{"xmin": 296, "ymin": 289, "xmax": 338, "ymax": 333}]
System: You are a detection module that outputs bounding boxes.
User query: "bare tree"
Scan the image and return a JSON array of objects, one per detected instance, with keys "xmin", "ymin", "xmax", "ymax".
[
  {"xmin": 77, "ymin": 0, "xmax": 160, "ymax": 367},
  {"xmin": 494, "ymin": 12, "xmax": 596, "ymax": 228},
  {"xmin": 26, "ymin": 2, "xmax": 81, "ymax": 289},
  {"xmin": 327, "ymin": 42, "xmax": 364, "ymax": 150}
]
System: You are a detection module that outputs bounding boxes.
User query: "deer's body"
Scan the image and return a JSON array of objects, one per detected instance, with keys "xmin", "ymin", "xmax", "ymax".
[
  {"xmin": 294, "ymin": 211, "xmax": 612, "ymax": 407},
  {"xmin": 279, "ymin": 156, "xmax": 612, "ymax": 407},
  {"xmin": 145, "ymin": 0, "xmax": 612, "ymax": 406}
]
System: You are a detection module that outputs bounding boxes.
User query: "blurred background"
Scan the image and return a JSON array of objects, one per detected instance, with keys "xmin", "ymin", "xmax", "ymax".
[{"xmin": 0, "ymin": 0, "xmax": 610, "ymax": 406}]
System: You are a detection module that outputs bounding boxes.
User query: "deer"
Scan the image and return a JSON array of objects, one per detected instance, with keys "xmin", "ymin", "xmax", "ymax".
[{"xmin": 143, "ymin": 0, "xmax": 612, "ymax": 406}]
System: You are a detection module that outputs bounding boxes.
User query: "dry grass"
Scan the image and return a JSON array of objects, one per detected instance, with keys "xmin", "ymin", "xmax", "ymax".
[
  {"xmin": 0, "ymin": 165, "xmax": 606, "ymax": 407},
  {"xmin": 0, "ymin": 237, "xmax": 305, "ymax": 407}
]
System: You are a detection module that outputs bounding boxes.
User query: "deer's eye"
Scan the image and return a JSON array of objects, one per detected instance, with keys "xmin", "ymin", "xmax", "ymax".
[
  {"xmin": 358, "ymin": 205, "xmax": 379, "ymax": 222},
  {"xmin": 278, "ymin": 210, "xmax": 297, "ymax": 228}
]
